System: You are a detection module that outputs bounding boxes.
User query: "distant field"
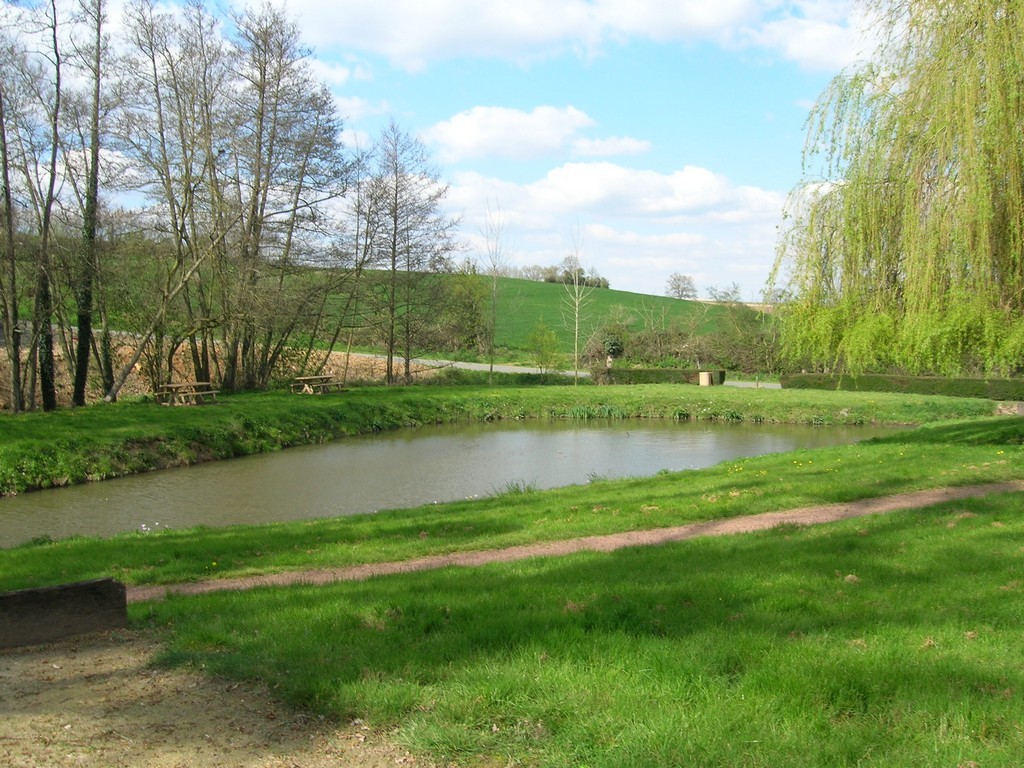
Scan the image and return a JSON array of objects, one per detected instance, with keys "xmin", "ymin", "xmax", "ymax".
[{"xmin": 492, "ymin": 276, "xmax": 727, "ymax": 356}]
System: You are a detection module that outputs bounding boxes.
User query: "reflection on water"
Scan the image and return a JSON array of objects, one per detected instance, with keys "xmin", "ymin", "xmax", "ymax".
[{"xmin": 0, "ymin": 420, "xmax": 892, "ymax": 547}]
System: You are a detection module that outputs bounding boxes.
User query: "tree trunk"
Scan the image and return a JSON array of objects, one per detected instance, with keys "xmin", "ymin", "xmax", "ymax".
[
  {"xmin": 72, "ymin": 0, "xmax": 104, "ymax": 407},
  {"xmin": 0, "ymin": 88, "xmax": 21, "ymax": 412}
]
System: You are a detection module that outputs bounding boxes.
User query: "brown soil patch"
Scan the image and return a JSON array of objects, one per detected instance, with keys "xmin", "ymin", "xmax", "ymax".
[
  {"xmin": 0, "ymin": 631, "xmax": 425, "ymax": 768},
  {"xmin": 4, "ymin": 480, "xmax": 1022, "ymax": 767}
]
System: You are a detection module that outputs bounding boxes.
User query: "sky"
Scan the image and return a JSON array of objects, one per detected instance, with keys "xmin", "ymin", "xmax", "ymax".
[
  {"xmin": 272, "ymin": 0, "xmax": 875, "ymax": 300},
  {"xmin": 33, "ymin": 0, "xmax": 873, "ymax": 301}
]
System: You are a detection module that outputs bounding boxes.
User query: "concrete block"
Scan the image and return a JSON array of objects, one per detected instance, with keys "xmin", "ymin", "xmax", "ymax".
[{"xmin": 0, "ymin": 578, "xmax": 127, "ymax": 649}]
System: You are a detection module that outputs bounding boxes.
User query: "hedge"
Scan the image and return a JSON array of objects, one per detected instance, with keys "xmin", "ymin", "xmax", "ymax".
[
  {"xmin": 779, "ymin": 373, "xmax": 1024, "ymax": 400},
  {"xmin": 591, "ymin": 368, "xmax": 727, "ymax": 386}
]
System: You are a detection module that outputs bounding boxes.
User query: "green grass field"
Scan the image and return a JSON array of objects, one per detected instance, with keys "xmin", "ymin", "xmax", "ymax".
[
  {"xmin": 492, "ymin": 276, "xmax": 725, "ymax": 356},
  {"xmin": 2, "ymin": 388, "xmax": 1022, "ymax": 766},
  {"xmin": 140, "ymin": 491, "xmax": 1024, "ymax": 766}
]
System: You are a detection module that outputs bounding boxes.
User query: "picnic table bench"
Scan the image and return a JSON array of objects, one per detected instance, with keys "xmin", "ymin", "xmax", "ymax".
[
  {"xmin": 290, "ymin": 375, "xmax": 346, "ymax": 394},
  {"xmin": 154, "ymin": 381, "xmax": 220, "ymax": 406}
]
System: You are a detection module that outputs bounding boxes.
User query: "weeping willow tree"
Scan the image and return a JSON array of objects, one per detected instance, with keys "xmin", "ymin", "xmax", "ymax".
[{"xmin": 772, "ymin": 0, "xmax": 1024, "ymax": 376}]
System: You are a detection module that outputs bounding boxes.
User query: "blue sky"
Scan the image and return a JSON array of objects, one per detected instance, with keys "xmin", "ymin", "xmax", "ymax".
[
  {"xmin": 191, "ymin": 1, "xmax": 872, "ymax": 298},
  {"xmin": 286, "ymin": 0, "xmax": 875, "ymax": 300}
]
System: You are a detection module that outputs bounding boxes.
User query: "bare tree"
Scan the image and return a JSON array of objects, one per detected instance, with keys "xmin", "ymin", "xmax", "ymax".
[
  {"xmin": 65, "ymin": 0, "xmax": 107, "ymax": 406},
  {"xmin": 5, "ymin": 0, "xmax": 66, "ymax": 411},
  {"xmin": 479, "ymin": 200, "xmax": 511, "ymax": 383},
  {"xmin": 666, "ymin": 272, "xmax": 697, "ymax": 300},
  {"xmin": 0, "ymin": 26, "xmax": 24, "ymax": 411},
  {"xmin": 112, "ymin": 0, "xmax": 231, "ymax": 393},
  {"xmin": 367, "ymin": 120, "xmax": 459, "ymax": 384},
  {"xmin": 561, "ymin": 228, "xmax": 594, "ymax": 385},
  {"xmin": 112, "ymin": 0, "xmax": 351, "ymax": 394},
  {"xmin": 220, "ymin": 3, "xmax": 353, "ymax": 390}
]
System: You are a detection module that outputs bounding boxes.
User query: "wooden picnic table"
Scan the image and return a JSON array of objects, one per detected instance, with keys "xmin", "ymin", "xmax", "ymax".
[
  {"xmin": 154, "ymin": 381, "xmax": 220, "ymax": 406},
  {"xmin": 290, "ymin": 375, "xmax": 345, "ymax": 394}
]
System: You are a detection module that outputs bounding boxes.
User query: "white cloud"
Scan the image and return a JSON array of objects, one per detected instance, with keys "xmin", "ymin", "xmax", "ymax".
[
  {"xmin": 593, "ymin": 0, "xmax": 761, "ymax": 41},
  {"xmin": 747, "ymin": 16, "xmax": 858, "ymax": 71},
  {"xmin": 308, "ymin": 59, "xmax": 356, "ymax": 88},
  {"xmin": 423, "ymin": 106, "xmax": 652, "ymax": 164},
  {"xmin": 340, "ymin": 127, "xmax": 374, "ymax": 151},
  {"xmin": 739, "ymin": 1, "xmax": 882, "ymax": 72},
  {"xmin": 335, "ymin": 96, "xmax": 389, "ymax": 123},
  {"xmin": 281, "ymin": 0, "xmax": 861, "ymax": 71},
  {"xmin": 422, "ymin": 106, "xmax": 596, "ymax": 163},
  {"xmin": 521, "ymin": 163, "xmax": 734, "ymax": 218},
  {"xmin": 446, "ymin": 161, "xmax": 785, "ymax": 297},
  {"xmin": 284, "ymin": 0, "xmax": 595, "ymax": 69}
]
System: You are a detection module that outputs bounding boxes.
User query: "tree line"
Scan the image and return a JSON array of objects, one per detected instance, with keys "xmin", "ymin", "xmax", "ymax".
[
  {"xmin": 772, "ymin": 0, "xmax": 1024, "ymax": 377},
  {"xmin": 0, "ymin": 0, "xmax": 469, "ymax": 413}
]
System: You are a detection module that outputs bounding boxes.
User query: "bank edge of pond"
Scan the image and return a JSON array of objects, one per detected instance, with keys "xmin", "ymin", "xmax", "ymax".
[{"xmin": 0, "ymin": 384, "xmax": 998, "ymax": 497}]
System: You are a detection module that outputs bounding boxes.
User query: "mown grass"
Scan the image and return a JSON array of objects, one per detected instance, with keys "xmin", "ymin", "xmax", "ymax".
[
  {"xmin": 0, "ymin": 384, "xmax": 997, "ymax": 497},
  {"xmin": 2, "ymin": 390, "xmax": 1022, "ymax": 765},
  {"xmin": 133, "ymin": 490, "xmax": 1024, "ymax": 767}
]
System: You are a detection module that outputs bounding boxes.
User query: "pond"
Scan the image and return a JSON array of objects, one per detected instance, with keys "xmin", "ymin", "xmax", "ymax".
[{"xmin": 0, "ymin": 419, "xmax": 893, "ymax": 548}]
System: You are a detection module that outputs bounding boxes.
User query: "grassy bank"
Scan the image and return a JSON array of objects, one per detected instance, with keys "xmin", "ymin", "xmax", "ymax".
[
  {"xmin": 0, "ymin": 384, "xmax": 998, "ymax": 497},
  {"xmin": 2, "ymin": 393, "xmax": 1023, "ymax": 765},
  {"xmin": 1, "ymin": 413, "xmax": 1021, "ymax": 590}
]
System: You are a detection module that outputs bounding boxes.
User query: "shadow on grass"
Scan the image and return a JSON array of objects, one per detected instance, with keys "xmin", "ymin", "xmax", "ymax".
[
  {"xmin": 139, "ymin": 492, "xmax": 1024, "ymax": 765},
  {"xmin": 871, "ymin": 415, "xmax": 1024, "ymax": 445}
]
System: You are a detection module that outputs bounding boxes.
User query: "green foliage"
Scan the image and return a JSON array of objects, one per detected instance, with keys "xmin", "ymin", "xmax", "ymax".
[
  {"xmin": 773, "ymin": 0, "xmax": 1024, "ymax": 376},
  {"xmin": 525, "ymin": 321, "xmax": 562, "ymax": 373},
  {"xmin": 781, "ymin": 373, "xmax": 1024, "ymax": 400},
  {"xmin": 422, "ymin": 368, "xmax": 579, "ymax": 388}
]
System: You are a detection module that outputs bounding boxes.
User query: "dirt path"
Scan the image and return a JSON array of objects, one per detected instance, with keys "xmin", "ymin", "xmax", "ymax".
[
  {"xmin": 4, "ymin": 480, "xmax": 1023, "ymax": 767},
  {"xmin": 128, "ymin": 480, "xmax": 1024, "ymax": 603}
]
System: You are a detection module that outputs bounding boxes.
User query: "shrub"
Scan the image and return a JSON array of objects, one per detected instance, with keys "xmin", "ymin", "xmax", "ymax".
[
  {"xmin": 780, "ymin": 373, "xmax": 1024, "ymax": 400},
  {"xmin": 591, "ymin": 368, "xmax": 726, "ymax": 385}
]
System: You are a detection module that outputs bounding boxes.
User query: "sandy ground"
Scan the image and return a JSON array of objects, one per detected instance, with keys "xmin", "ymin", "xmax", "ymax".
[
  {"xmin": 0, "ymin": 631, "xmax": 426, "ymax": 768},
  {"xmin": 4, "ymin": 480, "xmax": 1023, "ymax": 767}
]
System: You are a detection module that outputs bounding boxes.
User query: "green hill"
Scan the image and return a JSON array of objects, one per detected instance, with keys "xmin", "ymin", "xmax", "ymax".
[{"xmin": 492, "ymin": 276, "xmax": 727, "ymax": 356}]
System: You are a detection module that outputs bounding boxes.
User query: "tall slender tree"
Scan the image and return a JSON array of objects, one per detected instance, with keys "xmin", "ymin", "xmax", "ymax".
[
  {"xmin": 368, "ymin": 121, "xmax": 458, "ymax": 384},
  {"xmin": 561, "ymin": 231, "xmax": 594, "ymax": 385},
  {"xmin": 0, "ymin": 27, "xmax": 23, "ymax": 411},
  {"xmin": 17, "ymin": 0, "xmax": 65, "ymax": 411},
  {"xmin": 68, "ymin": 0, "xmax": 106, "ymax": 406},
  {"xmin": 479, "ymin": 201, "xmax": 510, "ymax": 384},
  {"xmin": 772, "ymin": 0, "xmax": 1024, "ymax": 375}
]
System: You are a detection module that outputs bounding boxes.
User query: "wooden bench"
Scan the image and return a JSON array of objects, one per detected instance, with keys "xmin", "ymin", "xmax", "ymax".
[
  {"xmin": 154, "ymin": 381, "xmax": 220, "ymax": 406},
  {"xmin": 290, "ymin": 375, "xmax": 346, "ymax": 394}
]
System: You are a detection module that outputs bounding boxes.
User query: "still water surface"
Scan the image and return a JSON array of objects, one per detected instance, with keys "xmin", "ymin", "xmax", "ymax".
[{"xmin": 0, "ymin": 420, "xmax": 891, "ymax": 547}]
